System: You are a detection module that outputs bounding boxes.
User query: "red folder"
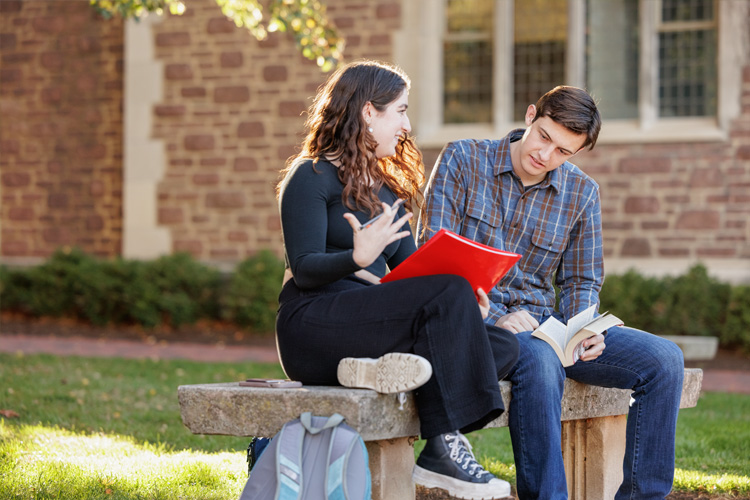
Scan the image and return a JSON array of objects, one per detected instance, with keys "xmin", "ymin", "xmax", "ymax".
[{"xmin": 380, "ymin": 229, "xmax": 522, "ymax": 292}]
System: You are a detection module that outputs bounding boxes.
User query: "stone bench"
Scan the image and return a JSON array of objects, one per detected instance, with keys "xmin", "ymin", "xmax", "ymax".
[{"xmin": 178, "ymin": 368, "xmax": 703, "ymax": 500}]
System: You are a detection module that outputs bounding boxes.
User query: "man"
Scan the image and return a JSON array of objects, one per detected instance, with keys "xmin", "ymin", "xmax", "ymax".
[{"xmin": 417, "ymin": 86, "xmax": 685, "ymax": 499}]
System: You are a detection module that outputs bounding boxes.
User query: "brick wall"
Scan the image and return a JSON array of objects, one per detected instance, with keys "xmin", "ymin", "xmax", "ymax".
[
  {"xmin": 0, "ymin": 0, "xmax": 123, "ymax": 259},
  {"xmin": 151, "ymin": 0, "xmax": 403, "ymax": 261},
  {"xmin": 1, "ymin": 0, "xmax": 748, "ymax": 273},
  {"xmin": 580, "ymin": 108, "xmax": 750, "ymax": 261}
]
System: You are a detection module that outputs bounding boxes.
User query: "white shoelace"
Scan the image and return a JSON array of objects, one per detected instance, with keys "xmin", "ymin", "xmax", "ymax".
[
  {"xmin": 446, "ymin": 432, "xmax": 490, "ymax": 478},
  {"xmin": 398, "ymin": 392, "xmax": 407, "ymax": 410}
]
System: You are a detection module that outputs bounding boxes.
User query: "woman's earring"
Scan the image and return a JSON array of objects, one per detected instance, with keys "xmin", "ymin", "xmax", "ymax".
[{"xmin": 368, "ymin": 126, "xmax": 374, "ymax": 133}]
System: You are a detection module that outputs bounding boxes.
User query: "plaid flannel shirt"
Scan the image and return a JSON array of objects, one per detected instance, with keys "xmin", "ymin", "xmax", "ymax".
[{"xmin": 417, "ymin": 129, "xmax": 603, "ymax": 325}]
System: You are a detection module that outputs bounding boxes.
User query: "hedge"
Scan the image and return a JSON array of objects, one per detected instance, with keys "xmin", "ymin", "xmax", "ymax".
[
  {"xmin": 599, "ymin": 263, "xmax": 747, "ymax": 351},
  {"xmin": 0, "ymin": 248, "xmax": 281, "ymax": 332},
  {"xmin": 1, "ymin": 250, "xmax": 748, "ymax": 351}
]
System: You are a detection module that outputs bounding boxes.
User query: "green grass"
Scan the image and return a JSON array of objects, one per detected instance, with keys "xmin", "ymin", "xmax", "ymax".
[
  {"xmin": 0, "ymin": 352, "xmax": 285, "ymax": 452},
  {"xmin": 1, "ymin": 352, "xmax": 748, "ymax": 498},
  {"xmin": 673, "ymin": 392, "xmax": 750, "ymax": 494}
]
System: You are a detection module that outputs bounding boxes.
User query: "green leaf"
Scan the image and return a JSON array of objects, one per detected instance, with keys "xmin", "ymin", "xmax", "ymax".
[{"xmin": 91, "ymin": 0, "xmax": 342, "ymax": 71}]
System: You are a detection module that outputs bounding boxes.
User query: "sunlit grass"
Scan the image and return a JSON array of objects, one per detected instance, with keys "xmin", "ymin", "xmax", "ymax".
[
  {"xmin": 0, "ymin": 422, "xmax": 246, "ymax": 499},
  {"xmin": 674, "ymin": 469, "xmax": 750, "ymax": 495}
]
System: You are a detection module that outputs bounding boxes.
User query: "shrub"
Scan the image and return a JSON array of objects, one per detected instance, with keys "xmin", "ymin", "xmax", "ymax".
[
  {"xmin": 146, "ymin": 253, "xmax": 223, "ymax": 327},
  {"xmin": 0, "ymin": 250, "xmax": 226, "ymax": 329},
  {"xmin": 222, "ymin": 250, "xmax": 285, "ymax": 333},
  {"xmin": 722, "ymin": 285, "xmax": 750, "ymax": 352},
  {"xmin": 1, "ymin": 248, "xmax": 94, "ymax": 318},
  {"xmin": 72, "ymin": 257, "xmax": 161, "ymax": 327},
  {"xmin": 600, "ymin": 264, "xmax": 734, "ymax": 339},
  {"xmin": 661, "ymin": 264, "xmax": 731, "ymax": 337},
  {"xmin": 600, "ymin": 269, "xmax": 668, "ymax": 333}
]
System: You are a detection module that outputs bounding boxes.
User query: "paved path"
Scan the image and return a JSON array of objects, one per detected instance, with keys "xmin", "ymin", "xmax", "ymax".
[
  {"xmin": 1, "ymin": 333, "xmax": 749, "ymax": 394},
  {"xmin": 0, "ymin": 333, "xmax": 279, "ymax": 364}
]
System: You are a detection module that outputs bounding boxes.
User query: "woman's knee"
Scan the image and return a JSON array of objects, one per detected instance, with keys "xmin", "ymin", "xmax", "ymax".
[{"xmin": 435, "ymin": 274, "xmax": 476, "ymax": 302}]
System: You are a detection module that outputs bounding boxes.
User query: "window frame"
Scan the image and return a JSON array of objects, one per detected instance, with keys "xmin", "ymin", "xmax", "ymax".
[{"xmin": 395, "ymin": 0, "xmax": 746, "ymax": 147}]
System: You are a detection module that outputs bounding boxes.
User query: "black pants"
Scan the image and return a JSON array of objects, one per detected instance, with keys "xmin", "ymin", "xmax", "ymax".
[{"xmin": 276, "ymin": 274, "xmax": 519, "ymax": 439}]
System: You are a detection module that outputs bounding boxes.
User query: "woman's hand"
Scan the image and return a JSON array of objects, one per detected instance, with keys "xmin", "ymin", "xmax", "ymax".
[
  {"xmin": 344, "ymin": 200, "xmax": 412, "ymax": 269},
  {"xmin": 476, "ymin": 287, "xmax": 490, "ymax": 320}
]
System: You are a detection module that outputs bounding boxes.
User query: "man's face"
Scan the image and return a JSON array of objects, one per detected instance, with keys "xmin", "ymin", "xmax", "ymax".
[{"xmin": 511, "ymin": 104, "xmax": 587, "ymax": 186}]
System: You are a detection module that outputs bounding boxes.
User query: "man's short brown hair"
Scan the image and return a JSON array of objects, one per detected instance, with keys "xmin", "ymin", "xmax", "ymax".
[{"xmin": 533, "ymin": 86, "xmax": 602, "ymax": 151}]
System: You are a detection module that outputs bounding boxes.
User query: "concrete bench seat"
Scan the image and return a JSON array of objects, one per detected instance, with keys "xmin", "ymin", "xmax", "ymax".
[{"xmin": 178, "ymin": 368, "xmax": 703, "ymax": 500}]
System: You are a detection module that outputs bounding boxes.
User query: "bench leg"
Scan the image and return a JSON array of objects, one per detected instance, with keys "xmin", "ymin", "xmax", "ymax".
[
  {"xmin": 562, "ymin": 415, "xmax": 627, "ymax": 500},
  {"xmin": 366, "ymin": 437, "xmax": 416, "ymax": 500}
]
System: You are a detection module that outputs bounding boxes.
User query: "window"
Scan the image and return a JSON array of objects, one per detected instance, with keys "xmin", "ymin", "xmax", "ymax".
[
  {"xmin": 399, "ymin": 0, "xmax": 741, "ymax": 145},
  {"xmin": 443, "ymin": 0, "xmax": 494, "ymax": 124},
  {"xmin": 512, "ymin": 0, "xmax": 567, "ymax": 121},
  {"xmin": 657, "ymin": 0, "xmax": 717, "ymax": 117}
]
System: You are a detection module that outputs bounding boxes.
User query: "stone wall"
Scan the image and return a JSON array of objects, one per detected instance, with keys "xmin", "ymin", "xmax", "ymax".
[{"xmin": 0, "ymin": 0, "xmax": 124, "ymax": 259}]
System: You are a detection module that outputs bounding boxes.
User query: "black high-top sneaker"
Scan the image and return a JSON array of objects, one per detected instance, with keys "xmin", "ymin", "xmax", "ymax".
[{"xmin": 413, "ymin": 431, "xmax": 511, "ymax": 500}]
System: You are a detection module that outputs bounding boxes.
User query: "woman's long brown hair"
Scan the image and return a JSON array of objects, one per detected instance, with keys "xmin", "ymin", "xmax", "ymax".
[{"xmin": 277, "ymin": 60, "xmax": 424, "ymax": 217}]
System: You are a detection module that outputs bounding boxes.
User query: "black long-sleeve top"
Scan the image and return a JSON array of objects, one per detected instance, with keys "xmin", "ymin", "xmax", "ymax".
[{"xmin": 279, "ymin": 159, "xmax": 415, "ymax": 289}]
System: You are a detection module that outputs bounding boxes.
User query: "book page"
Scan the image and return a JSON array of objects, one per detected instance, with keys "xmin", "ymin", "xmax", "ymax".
[
  {"xmin": 535, "ymin": 316, "xmax": 568, "ymax": 351},
  {"xmin": 564, "ymin": 304, "xmax": 597, "ymax": 345},
  {"xmin": 580, "ymin": 313, "xmax": 624, "ymax": 335}
]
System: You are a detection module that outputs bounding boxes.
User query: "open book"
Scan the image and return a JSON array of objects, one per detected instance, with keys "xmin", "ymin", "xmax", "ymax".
[
  {"xmin": 380, "ymin": 229, "xmax": 521, "ymax": 294},
  {"xmin": 532, "ymin": 304, "xmax": 624, "ymax": 367}
]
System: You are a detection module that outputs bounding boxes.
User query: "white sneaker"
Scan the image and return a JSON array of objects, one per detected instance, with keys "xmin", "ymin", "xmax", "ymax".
[{"xmin": 337, "ymin": 352, "xmax": 433, "ymax": 394}]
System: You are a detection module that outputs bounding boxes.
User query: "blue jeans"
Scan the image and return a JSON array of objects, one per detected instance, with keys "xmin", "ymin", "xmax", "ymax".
[{"xmin": 507, "ymin": 325, "xmax": 685, "ymax": 500}]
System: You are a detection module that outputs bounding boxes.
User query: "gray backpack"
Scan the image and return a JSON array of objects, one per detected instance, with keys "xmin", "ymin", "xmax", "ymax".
[{"xmin": 238, "ymin": 412, "xmax": 371, "ymax": 500}]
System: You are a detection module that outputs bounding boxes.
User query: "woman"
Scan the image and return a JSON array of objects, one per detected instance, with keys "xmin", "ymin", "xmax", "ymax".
[{"xmin": 276, "ymin": 60, "xmax": 518, "ymax": 500}]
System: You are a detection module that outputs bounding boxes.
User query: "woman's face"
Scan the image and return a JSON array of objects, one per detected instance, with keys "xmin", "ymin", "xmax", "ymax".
[{"xmin": 367, "ymin": 89, "xmax": 411, "ymax": 159}]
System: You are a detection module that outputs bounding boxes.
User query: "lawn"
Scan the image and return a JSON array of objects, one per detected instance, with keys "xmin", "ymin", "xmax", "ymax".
[{"xmin": 0, "ymin": 352, "xmax": 748, "ymax": 499}]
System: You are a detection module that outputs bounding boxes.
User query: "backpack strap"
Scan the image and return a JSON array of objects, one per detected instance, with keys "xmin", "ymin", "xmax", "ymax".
[
  {"xmin": 326, "ymin": 425, "xmax": 355, "ymax": 500},
  {"xmin": 274, "ymin": 419, "xmax": 306, "ymax": 500},
  {"xmin": 299, "ymin": 412, "xmax": 344, "ymax": 434}
]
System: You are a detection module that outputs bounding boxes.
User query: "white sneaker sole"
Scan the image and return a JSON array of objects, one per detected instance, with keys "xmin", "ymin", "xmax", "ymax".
[
  {"xmin": 337, "ymin": 353, "xmax": 433, "ymax": 394},
  {"xmin": 412, "ymin": 464, "xmax": 512, "ymax": 500}
]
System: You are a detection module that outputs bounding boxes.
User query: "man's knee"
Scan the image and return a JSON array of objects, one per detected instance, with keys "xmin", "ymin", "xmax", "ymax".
[{"xmin": 655, "ymin": 337, "xmax": 685, "ymax": 385}]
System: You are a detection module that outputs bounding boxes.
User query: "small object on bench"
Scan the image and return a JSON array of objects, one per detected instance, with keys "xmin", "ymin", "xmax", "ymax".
[
  {"xmin": 179, "ymin": 368, "xmax": 703, "ymax": 500},
  {"xmin": 239, "ymin": 378, "xmax": 302, "ymax": 388}
]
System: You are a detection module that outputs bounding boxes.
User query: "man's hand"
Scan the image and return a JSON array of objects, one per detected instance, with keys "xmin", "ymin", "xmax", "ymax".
[
  {"xmin": 579, "ymin": 333, "xmax": 606, "ymax": 362},
  {"xmin": 495, "ymin": 310, "xmax": 539, "ymax": 333}
]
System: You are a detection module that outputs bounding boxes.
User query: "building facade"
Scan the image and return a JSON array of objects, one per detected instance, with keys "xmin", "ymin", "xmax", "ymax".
[{"xmin": 1, "ymin": 0, "xmax": 749, "ymax": 281}]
